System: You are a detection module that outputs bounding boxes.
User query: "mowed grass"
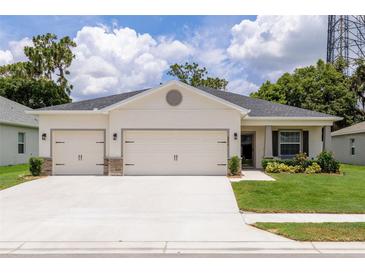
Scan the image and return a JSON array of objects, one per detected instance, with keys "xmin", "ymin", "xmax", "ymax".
[
  {"xmin": 0, "ymin": 164, "xmax": 32, "ymax": 190},
  {"xmin": 253, "ymin": 222, "xmax": 365, "ymax": 241},
  {"xmin": 232, "ymin": 165, "xmax": 365, "ymax": 213}
]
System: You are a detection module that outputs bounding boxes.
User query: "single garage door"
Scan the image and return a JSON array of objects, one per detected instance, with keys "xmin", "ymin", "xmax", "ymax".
[
  {"xmin": 123, "ymin": 130, "xmax": 228, "ymax": 175},
  {"xmin": 52, "ymin": 130, "xmax": 105, "ymax": 175}
]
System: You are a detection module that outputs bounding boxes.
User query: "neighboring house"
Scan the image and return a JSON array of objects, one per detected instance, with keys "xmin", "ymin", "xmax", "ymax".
[
  {"xmin": 331, "ymin": 121, "xmax": 365, "ymax": 165},
  {"xmin": 0, "ymin": 96, "xmax": 38, "ymax": 166},
  {"xmin": 28, "ymin": 81, "xmax": 341, "ymax": 176}
]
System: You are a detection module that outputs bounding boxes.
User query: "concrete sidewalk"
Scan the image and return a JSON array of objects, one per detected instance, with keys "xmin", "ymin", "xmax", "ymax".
[
  {"xmin": 1, "ymin": 241, "xmax": 365, "ymax": 257},
  {"xmin": 242, "ymin": 212, "xmax": 365, "ymax": 224}
]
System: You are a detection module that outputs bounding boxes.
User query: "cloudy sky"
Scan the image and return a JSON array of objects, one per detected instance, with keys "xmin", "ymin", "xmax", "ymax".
[{"xmin": 0, "ymin": 15, "xmax": 328, "ymax": 101}]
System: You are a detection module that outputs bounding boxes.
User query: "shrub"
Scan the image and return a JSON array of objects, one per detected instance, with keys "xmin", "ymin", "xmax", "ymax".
[
  {"xmin": 262, "ymin": 158, "xmax": 295, "ymax": 169},
  {"xmin": 289, "ymin": 165, "xmax": 304, "ymax": 173},
  {"xmin": 293, "ymin": 152, "xmax": 312, "ymax": 168},
  {"xmin": 265, "ymin": 162, "xmax": 281, "ymax": 173},
  {"xmin": 228, "ymin": 155, "xmax": 241, "ymax": 176},
  {"xmin": 29, "ymin": 157, "xmax": 44, "ymax": 176},
  {"xmin": 278, "ymin": 163, "xmax": 291, "ymax": 173},
  {"xmin": 305, "ymin": 162, "xmax": 322, "ymax": 174},
  {"xmin": 261, "ymin": 158, "xmax": 275, "ymax": 169},
  {"xmin": 316, "ymin": 151, "xmax": 340, "ymax": 173}
]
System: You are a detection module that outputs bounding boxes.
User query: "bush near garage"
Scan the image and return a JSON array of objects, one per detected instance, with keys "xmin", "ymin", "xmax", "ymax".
[
  {"xmin": 29, "ymin": 157, "xmax": 44, "ymax": 176},
  {"xmin": 228, "ymin": 155, "xmax": 241, "ymax": 176}
]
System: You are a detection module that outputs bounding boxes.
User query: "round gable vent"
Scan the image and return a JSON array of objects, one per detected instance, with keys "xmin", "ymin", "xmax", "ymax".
[{"xmin": 166, "ymin": 89, "xmax": 183, "ymax": 106}]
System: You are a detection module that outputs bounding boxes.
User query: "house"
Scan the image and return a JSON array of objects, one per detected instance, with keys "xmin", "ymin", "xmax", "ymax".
[
  {"xmin": 331, "ymin": 121, "xmax": 365, "ymax": 165},
  {"xmin": 0, "ymin": 96, "xmax": 39, "ymax": 166},
  {"xmin": 28, "ymin": 81, "xmax": 341, "ymax": 176}
]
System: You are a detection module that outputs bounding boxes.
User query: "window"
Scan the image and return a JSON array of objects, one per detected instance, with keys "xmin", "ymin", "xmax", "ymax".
[
  {"xmin": 18, "ymin": 132, "xmax": 25, "ymax": 154},
  {"xmin": 279, "ymin": 131, "xmax": 301, "ymax": 156},
  {"xmin": 350, "ymin": 138, "xmax": 355, "ymax": 155}
]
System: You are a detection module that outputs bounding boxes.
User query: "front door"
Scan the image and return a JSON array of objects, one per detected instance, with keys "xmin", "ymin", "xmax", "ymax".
[{"xmin": 241, "ymin": 133, "xmax": 255, "ymax": 168}]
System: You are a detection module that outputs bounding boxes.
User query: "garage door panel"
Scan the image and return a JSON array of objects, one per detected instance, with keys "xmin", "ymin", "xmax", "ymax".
[
  {"xmin": 124, "ymin": 130, "xmax": 228, "ymax": 175},
  {"xmin": 53, "ymin": 130, "xmax": 104, "ymax": 175}
]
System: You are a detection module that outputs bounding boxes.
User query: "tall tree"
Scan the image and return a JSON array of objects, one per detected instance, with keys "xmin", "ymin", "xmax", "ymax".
[
  {"xmin": 167, "ymin": 62, "xmax": 228, "ymax": 90},
  {"xmin": 350, "ymin": 59, "xmax": 365, "ymax": 111},
  {"xmin": 251, "ymin": 59, "xmax": 362, "ymax": 128},
  {"xmin": 0, "ymin": 33, "xmax": 76, "ymax": 108}
]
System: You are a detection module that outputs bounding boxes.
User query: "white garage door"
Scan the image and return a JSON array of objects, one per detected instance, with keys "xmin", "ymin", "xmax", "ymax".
[
  {"xmin": 52, "ymin": 130, "xmax": 105, "ymax": 175},
  {"xmin": 123, "ymin": 130, "xmax": 228, "ymax": 175}
]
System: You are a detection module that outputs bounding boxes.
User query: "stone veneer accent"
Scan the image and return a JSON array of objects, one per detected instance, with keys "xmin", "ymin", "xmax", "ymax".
[
  {"xmin": 104, "ymin": 158, "xmax": 123, "ymax": 176},
  {"xmin": 41, "ymin": 157, "xmax": 52, "ymax": 176}
]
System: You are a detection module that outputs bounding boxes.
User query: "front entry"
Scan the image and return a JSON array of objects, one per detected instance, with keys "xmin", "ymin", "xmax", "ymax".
[{"xmin": 241, "ymin": 133, "xmax": 255, "ymax": 168}]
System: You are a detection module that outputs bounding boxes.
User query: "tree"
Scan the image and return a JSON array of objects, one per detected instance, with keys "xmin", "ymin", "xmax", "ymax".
[
  {"xmin": 350, "ymin": 59, "xmax": 365, "ymax": 111},
  {"xmin": 167, "ymin": 62, "xmax": 228, "ymax": 90},
  {"xmin": 0, "ymin": 33, "xmax": 76, "ymax": 108},
  {"xmin": 0, "ymin": 77, "xmax": 70, "ymax": 109},
  {"xmin": 251, "ymin": 59, "xmax": 362, "ymax": 128}
]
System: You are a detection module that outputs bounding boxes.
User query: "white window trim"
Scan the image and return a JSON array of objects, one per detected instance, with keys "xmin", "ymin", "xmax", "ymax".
[
  {"xmin": 279, "ymin": 130, "xmax": 302, "ymax": 157},
  {"xmin": 350, "ymin": 138, "xmax": 355, "ymax": 156},
  {"xmin": 18, "ymin": 132, "xmax": 25, "ymax": 154}
]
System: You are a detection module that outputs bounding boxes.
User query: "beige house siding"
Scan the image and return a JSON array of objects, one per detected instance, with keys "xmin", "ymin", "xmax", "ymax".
[
  {"xmin": 332, "ymin": 133, "xmax": 365, "ymax": 165},
  {"xmin": 0, "ymin": 124, "xmax": 38, "ymax": 166},
  {"xmin": 241, "ymin": 125, "xmax": 324, "ymax": 168}
]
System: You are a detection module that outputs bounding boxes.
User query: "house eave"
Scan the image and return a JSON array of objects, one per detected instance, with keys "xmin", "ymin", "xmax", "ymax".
[
  {"xmin": 0, "ymin": 121, "xmax": 38, "ymax": 129},
  {"xmin": 244, "ymin": 116, "xmax": 342, "ymax": 121},
  {"xmin": 26, "ymin": 110, "xmax": 108, "ymax": 115}
]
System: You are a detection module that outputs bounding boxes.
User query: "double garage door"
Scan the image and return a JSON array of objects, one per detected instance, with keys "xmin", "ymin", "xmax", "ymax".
[
  {"xmin": 123, "ymin": 130, "xmax": 228, "ymax": 175},
  {"xmin": 52, "ymin": 130, "xmax": 228, "ymax": 175}
]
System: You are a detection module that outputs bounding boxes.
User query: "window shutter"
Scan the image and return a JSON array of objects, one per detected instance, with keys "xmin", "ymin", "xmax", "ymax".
[
  {"xmin": 303, "ymin": 130, "xmax": 309, "ymax": 156},
  {"xmin": 272, "ymin": 131, "xmax": 278, "ymax": 157}
]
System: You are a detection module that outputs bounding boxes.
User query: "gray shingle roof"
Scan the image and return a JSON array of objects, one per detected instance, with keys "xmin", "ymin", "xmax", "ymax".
[
  {"xmin": 331, "ymin": 121, "xmax": 365, "ymax": 136},
  {"xmin": 198, "ymin": 86, "xmax": 337, "ymax": 118},
  {"xmin": 35, "ymin": 84, "xmax": 338, "ymax": 119},
  {"xmin": 37, "ymin": 89, "xmax": 147, "ymax": 111},
  {"xmin": 0, "ymin": 96, "xmax": 38, "ymax": 127}
]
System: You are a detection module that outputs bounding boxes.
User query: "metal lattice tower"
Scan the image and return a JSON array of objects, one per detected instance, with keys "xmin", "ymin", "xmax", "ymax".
[{"xmin": 327, "ymin": 15, "xmax": 365, "ymax": 73}]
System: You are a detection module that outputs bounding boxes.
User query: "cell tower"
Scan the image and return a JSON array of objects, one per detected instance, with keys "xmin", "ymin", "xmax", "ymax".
[{"xmin": 327, "ymin": 15, "xmax": 365, "ymax": 73}]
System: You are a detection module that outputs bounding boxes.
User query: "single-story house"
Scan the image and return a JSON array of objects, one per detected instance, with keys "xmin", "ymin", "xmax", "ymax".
[
  {"xmin": 0, "ymin": 96, "xmax": 39, "ymax": 166},
  {"xmin": 28, "ymin": 81, "xmax": 341, "ymax": 176},
  {"xmin": 331, "ymin": 121, "xmax": 365, "ymax": 165}
]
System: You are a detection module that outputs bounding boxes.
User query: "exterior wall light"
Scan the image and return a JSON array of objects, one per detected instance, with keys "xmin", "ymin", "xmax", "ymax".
[
  {"xmin": 234, "ymin": 132, "xmax": 238, "ymax": 140},
  {"xmin": 113, "ymin": 133, "xmax": 117, "ymax": 140},
  {"xmin": 42, "ymin": 133, "xmax": 47, "ymax": 140}
]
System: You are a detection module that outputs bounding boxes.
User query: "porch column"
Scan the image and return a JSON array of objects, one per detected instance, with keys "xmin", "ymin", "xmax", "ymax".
[
  {"xmin": 264, "ymin": 125, "xmax": 273, "ymax": 158},
  {"xmin": 323, "ymin": 126, "xmax": 332, "ymax": 152}
]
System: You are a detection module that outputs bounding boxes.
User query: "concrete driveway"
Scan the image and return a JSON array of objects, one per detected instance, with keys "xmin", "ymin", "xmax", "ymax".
[{"xmin": 0, "ymin": 176, "xmax": 286, "ymax": 242}]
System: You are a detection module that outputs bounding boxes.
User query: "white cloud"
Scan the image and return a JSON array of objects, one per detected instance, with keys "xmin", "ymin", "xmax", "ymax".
[
  {"xmin": 227, "ymin": 79, "xmax": 259, "ymax": 95},
  {"xmin": 0, "ymin": 37, "xmax": 32, "ymax": 66},
  {"xmin": 70, "ymin": 26, "xmax": 191, "ymax": 99},
  {"xmin": 0, "ymin": 17, "xmax": 328, "ymax": 99},
  {"xmin": 227, "ymin": 16, "xmax": 327, "ymax": 80},
  {"xmin": 9, "ymin": 37, "xmax": 32, "ymax": 62},
  {"xmin": 0, "ymin": 49, "xmax": 13, "ymax": 65}
]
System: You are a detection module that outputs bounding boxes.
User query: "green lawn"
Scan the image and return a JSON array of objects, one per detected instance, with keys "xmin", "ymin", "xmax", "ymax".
[
  {"xmin": 232, "ymin": 164, "xmax": 365, "ymax": 213},
  {"xmin": 253, "ymin": 222, "xmax": 365, "ymax": 241},
  {"xmin": 0, "ymin": 164, "xmax": 33, "ymax": 190}
]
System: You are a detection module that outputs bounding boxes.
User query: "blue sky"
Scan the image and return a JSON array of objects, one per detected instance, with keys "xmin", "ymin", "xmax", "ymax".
[{"xmin": 0, "ymin": 15, "xmax": 327, "ymax": 100}]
